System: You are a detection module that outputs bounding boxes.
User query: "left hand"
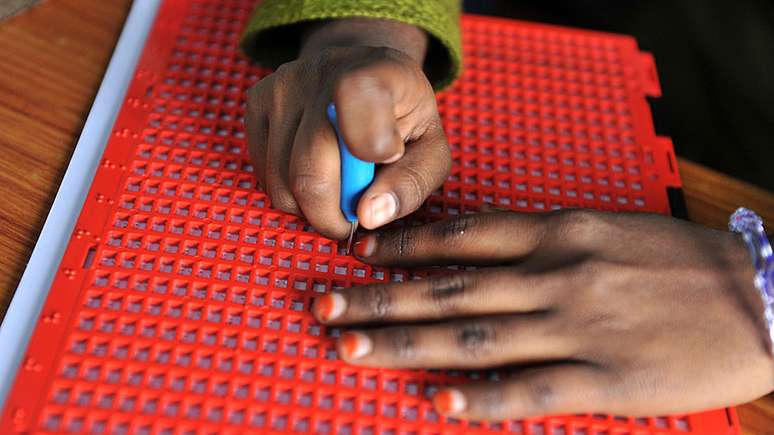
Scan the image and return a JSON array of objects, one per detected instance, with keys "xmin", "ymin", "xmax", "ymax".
[{"xmin": 312, "ymin": 209, "xmax": 774, "ymax": 420}]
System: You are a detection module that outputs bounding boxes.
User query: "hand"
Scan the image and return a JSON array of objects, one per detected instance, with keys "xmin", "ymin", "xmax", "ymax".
[
  {"xmin": 312, "ymin": 210, "xmax": 774, "ymax": 420},
  {"xmin": 244, "ymin": 18, "xmax": 451, "ymax": 239}
]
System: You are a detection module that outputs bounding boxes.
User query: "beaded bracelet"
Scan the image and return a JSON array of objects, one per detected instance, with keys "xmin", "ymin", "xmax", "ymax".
[{"xmin": 729, "ymin": 208, "xmax": 774, "ymax": 352}]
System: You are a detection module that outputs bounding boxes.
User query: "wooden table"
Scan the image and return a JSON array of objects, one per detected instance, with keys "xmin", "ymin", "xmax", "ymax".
[{"xmin": 1, "ymin": 0, "xmax": 773, "ymax": 433}]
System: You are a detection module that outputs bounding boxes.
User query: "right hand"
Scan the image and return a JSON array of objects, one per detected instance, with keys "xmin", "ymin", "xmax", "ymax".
[
  {"xmin": 244, "ymin": 20, "xmax": 451, "ymax": 240},
  {"xmin": 314, "ymin": 209, "xmax": 774, "ymax": 420}
]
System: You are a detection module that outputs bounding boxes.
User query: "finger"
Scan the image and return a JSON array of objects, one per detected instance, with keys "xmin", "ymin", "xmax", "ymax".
[
  {"xmin": 478, "ymin": 203, "xmax": 510, "ymax": 213},
  {"xmin": 353, "ymin": 212, "xmax": 548, "ymax": 267},
  {"xmin": 313, "ymin": 267, "xmax": 561, "ymax": 324},
  {"xmin": 289, "ymin": 102, "xmax": 351, "ymax": 239},
  {"xmin": 433, "ymin": 364, "xmax": 608, "ymax": 421},
  {"xmin": 356, "ymin": 116, "xmax": 451, "ymax": 229},
  {"xmin": 264, "ymin": 108, "xmax": 303, "ymax": 215},
  {"xmin": 257, "ymin": 65, "xmax": 304, "ymax": 215},
  {"xmin": 335, "ymin": 315, "xmax": 571, "ymax": 369},
  {"xmin": 332, "ymin": 54, "xmax": 414, "ymax": 163},
  {"xmin": 245, "ymin": 83, "xmax": 270, "ymax": 187}
]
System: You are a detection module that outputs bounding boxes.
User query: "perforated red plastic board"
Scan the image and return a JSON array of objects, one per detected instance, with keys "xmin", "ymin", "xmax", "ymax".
[{"xmin": 0, "ymin": 0, "xmax": 740, "ymax": 434}]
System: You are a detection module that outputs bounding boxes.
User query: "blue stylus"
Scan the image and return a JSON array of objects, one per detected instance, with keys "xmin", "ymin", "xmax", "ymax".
[{"xmin": 327, "ymin": 102, "xmax": 375, "ymax": 253}]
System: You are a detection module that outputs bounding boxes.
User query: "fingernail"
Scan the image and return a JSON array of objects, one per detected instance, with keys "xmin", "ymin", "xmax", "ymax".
[
  {"xmin": 339, "ymin": 331, "xmax": 372, "ymax": 360},
  {"xmin": 433, "ymin": 388, "xmax": 466, "ymax": 415},
  {"xmin": 313, "ymin": 293, "xmax": 346, "ymax": 322},
  {"xmin": 369, "ymin": 193, "xmax": 397, "ymax": 227},
  {"xmin": 353, "ymin": 234, "xmax": 376, "ymax": 258}
]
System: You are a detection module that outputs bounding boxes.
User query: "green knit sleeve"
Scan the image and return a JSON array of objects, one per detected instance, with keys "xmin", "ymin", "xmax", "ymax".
[{"xmin": 240, "ymin": 0, "xmax": 462, "ymax": 90}]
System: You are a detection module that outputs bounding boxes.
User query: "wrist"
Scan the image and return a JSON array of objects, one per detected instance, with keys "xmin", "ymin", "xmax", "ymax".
[
  {"xmin": 727, "ymin": 209, "xmax": 774, "ymax": 367},
  {"xmin": 300, "ymin": 18, "xmax": 428, "ymax": 66}
]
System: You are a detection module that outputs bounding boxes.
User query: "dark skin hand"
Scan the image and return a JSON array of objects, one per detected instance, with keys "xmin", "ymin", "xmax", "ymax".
[
  {"xmin": 245, "ymin": 18, "xmax": 451, "ymax": 239},
  {"xmin": 247, "ymin": 18, "xmax": 774, "ymax": 422},
  {"xmin": 313, "ymin": 209, "xmax": 774, "ymax": 420}
]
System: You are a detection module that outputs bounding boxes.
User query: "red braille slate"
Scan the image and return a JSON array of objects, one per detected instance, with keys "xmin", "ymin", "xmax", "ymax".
[{"xmin": 0, "ymin": 0, "xmax": 740, "ymax": 434}]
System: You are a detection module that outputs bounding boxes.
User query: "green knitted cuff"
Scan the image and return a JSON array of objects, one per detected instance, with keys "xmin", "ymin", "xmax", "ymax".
[{"xmin": 240, "ymin": 0, "xmax": 461, "ymax": 90}]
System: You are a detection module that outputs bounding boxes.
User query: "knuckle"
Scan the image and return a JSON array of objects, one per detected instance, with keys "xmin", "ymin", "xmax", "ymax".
[
  {"xmin": 388, "ymin": 327, "xmax": 417, "ymax": 360},
  {"xmin": 273, "ymin": 60, "xmax": 297, "ymax": 77},
  {"xmin": 357, "ymin": 284, "xmax": 392, "ymax": 319},
  {"xmin": 393, "ymin": 226, "xmax": 417, "ymax": 259},
  {"xmin": 266, "ymin": 182, "xmax": 298, "ymax": 215},
  {"xmin": 524, "ymin": 380, "xmax": 557, "ymax": 414},
  {"xmin": 552, "ymin": 209, "xmax": 606, "ymax": 245},
  {"xmin": 336, "ymin": 66, "xmax": 385, "ymax": 95},
  {"xmin": 246, "ymin": 83, "xmax": 260, "ymax": 103},
  {"xmin": 476, "ymin": 386, "xmax": 508, "ymax": 419},
  {"xmin": 317, "ymin": 46, "xmax": 339, "ymax": 62},
  {"xmin": 271, "ymin": 200, "xmax": 298, "ymax": 215},
  {"xmin": 395, "ymin": 165, "xmax": 431, "ymax": 212},
  {"xmin": 432, "ymin": 213, "xmax": 482, "ymax": 246},
  {"xmin": 372, "ymin": 45, "xmax": 396, "ymax": 60},
  {"xmin": 314, "ymin": 47, "xmax": 345, "ymax": 78},
  {"xmin": 426, "ymin": 274, "xmax": 469, "ymax": 313},
  {"xmin": 290, "ymin": 173, "xmax": 331, "ymax": 201},
  {"xmin": 573, "ymin": 259, "xmax": 615, "ymax": 299},
  {"xmin": 268, "ymin": 74, "xmax": 295, "ymax": 110},
  {"xmin": 270, "ymin": 86, "xmax": 286, "ymax": 113},
  {"xmin": 454, "ymin": 321, "xmax": 496, "ymax": 357},
  {"xmin": 246, "ymin": 84, "xmax": 270, "ymax": 120}
]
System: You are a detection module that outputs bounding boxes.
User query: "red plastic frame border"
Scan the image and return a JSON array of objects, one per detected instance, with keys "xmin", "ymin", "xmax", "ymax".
[{"xmin": 0, "ymin": 0, "xmax": 739, "ymax": 434}]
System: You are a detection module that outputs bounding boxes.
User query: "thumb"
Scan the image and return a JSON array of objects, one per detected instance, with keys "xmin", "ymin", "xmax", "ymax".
[
  {"xmin": 357, "ymin": 116, "xmax": 451, "ymax": 229},
  {"xmin": 332, "ymin": 54, "xmax": 420, "ymax": 163}
]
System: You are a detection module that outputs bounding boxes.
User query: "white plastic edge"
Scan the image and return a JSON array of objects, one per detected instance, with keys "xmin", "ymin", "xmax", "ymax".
[{"xmin": 0, "ymin": 0, "xmax": 162, "ymax": 410}]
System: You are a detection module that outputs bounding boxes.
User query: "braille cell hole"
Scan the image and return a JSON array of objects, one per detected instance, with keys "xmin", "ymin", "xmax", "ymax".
[
  {"xmin": 192, "ymin": 377, "xmax": 207, "ymax": 393},
  {"xmin": 213, "ymin": 381, "xmax": 229, "ymax": 397},
  {"xmin": 360, "ymin": 399, "xmax": 377, "ymax": 415},
  {"xmin": 231, "ymin": 290, "xmax": 247, "ymax": 305},
  {"xmin": 234, "ymin": 383, "xmax": 250, "ymax": 399},
  {"xmin": 239, "ymin": 358, "xmax": 255, "ymax": 375},
  {"xmin": 363, "ymin": 375, "xmax": 377, "ymax": 390},
  {"xmin": 342, "ymin": 372, "xmax": 356, "ymax": 387},
  {"xmin": 403, "ymin": 405, "xmax": 419, "ymax": 420},
  {"xmin": 267, "ymin": 317, "xmax": 281, "ymax": 330},
  {"xmin": 384, "ymin": 378, "xmax": 398, "ymax": 392},
  {"xmin": 255, "ymin": 292, "xmax": 269, "ymax": 307},
  {"xmin": 203, "ymin": 331, "xmax": 218, "ymax": 345},
  {"xmin": 53, "ymin": 387, "xmax": 71, "ymax": 404},
  {"xmin": 278, "ymin": 255, "xmax": 291, "ymax": 268},
  {"xmin": 255, "ymin": 385, "xmax": 271, "ymax": 402},
  {"xmin": 223, "ymin": 333, "xmax": 237, "ymax": 348},
  {"xmin": 83, "ymin": 364, "xmax": 100, "ymax": 381},
  {"xmin": 165, "ymin": 401, "xmax": 180, "ymax": 417},
  {"xmin": 675, "ymin": 418, "xmax": 690, "ymax": 431},
  {"xmin": 275, "ymin": 275, "xmax": 288, "ymax": 288},
  {"xmin": 283, "ymin": 342, "xmax": 298, "ymax": 356},
  {"xmin": 383, "ymin": 402, "xmax": 397, "ymax": 418},
  {"xmin": 340, "ymin": 396, "xmax": 355, "ymax": 412},
  {"xmin": 271, "ymin": 297, "xmax": 285, "ymax": 309},
  {"xmin": 44, "ymin": 413, "xmax": 62, "ymax": 431},
  {"xmin": 185, "ymin": 402, "xmax": 202, "ymax": 419},
  {"xmin": 276, "ymin": 388, "xmax": 292, "ymax": 404},
  {"xmin": 263, "ymin": 339, "xmax": 278, "ymax": 353}
]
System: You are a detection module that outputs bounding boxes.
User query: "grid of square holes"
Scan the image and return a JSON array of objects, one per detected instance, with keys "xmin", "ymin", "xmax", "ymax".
[{"xmin": 1, "ymin": 1, "xmax": 734, "ymax": 434}]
